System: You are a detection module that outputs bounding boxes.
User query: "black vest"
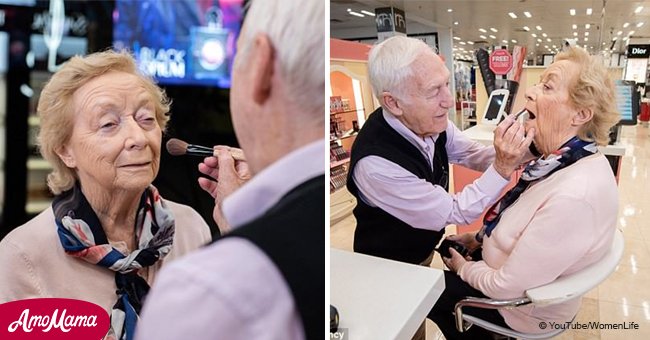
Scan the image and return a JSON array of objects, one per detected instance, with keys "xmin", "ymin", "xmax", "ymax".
[
  {"xmin": 221, "ymin": 175, "xmax": 325, "ymax": 339},
  {"xmin": 347, "ymin": 108, "xmax": 449, "ymax": 264}
]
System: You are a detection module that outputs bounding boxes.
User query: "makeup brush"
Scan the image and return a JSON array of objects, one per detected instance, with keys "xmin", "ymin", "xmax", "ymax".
[{"xmin": 166, "ymin": 138, "xmax": 245, "ymax": 161}]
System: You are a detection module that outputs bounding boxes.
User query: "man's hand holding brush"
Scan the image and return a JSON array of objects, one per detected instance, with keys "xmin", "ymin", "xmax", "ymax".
[{"xmin": 198, "ymin": 146, "xmax": 251, "ymax": 234}]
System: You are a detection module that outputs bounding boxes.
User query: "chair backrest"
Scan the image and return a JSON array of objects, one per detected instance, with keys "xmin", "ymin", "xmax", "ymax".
[{"xmin": 525, "ymin": 229, "xmax": 624, "ymax": 305}]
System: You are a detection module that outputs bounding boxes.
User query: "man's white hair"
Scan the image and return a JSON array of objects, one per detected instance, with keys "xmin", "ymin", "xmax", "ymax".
[
  {"xmin": 237, "ymin": 0, "xmax": 324, "ymax": 120},
  {"xmin": 368, "ymin": 36, "xmax": 436, "ymax": 102}
]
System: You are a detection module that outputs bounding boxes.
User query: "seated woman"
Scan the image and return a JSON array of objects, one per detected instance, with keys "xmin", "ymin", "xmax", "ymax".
[
  {"xmin": 429, "ymin": 46, "xmax": 620, "ymax": 339},
  {"xmin": 0, "ymin": 51, "xmax": 212, "ymax": 339}
]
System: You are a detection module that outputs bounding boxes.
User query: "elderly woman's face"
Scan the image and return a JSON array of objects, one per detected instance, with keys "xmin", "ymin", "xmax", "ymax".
[
  {"xmin": 58, "ymin": 71, "xmax": 162, "ymax": 193},
  {"xmin": 524, "ymin": 59, "xmax": 581, "ymax": 155}
]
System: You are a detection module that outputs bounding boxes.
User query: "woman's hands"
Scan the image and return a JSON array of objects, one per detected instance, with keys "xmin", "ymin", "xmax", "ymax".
[
  {"xmin": 441, "ymin": 232, "xmax": 481, "ymax": 273},
  {"xmin": 198, "ymin": 146, "xmax": 251, "ymax": 234}
]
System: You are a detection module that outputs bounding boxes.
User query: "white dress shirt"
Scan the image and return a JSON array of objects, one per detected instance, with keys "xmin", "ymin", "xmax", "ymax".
[
  {"xmin": 352, "ymin": 110, "xmax": 509, "ymax": 230},
  {"xmin": 136, "ymin": 140, "xmax": 325, "ymax": 340}
]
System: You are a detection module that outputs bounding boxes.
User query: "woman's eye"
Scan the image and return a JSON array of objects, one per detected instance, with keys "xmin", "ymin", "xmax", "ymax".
[{"xmin": 100, "ymin": 122, "xmax": 117, "ymax": 129}]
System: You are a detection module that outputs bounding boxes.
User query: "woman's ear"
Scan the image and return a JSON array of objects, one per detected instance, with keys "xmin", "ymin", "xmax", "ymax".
[
  {"xmin": 573, "ymin": 107, "xmax": 593, "ymax": 127},
  {"xmin": 55, "ymin": 145, "xmax": 76, "ymax": 168},
  {"xmin": 382, "ymin": 92, "xmax": 403, "ymax": 117}
]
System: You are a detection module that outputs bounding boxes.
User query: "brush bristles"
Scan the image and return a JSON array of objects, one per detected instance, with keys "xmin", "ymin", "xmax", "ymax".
[
  {"xmin": 166, "ymin": 138, "xmax": 246, "ymax": 161},
  {"xmin": 166, "ymin": 138, "xmax": 189, "ymax": 156}
]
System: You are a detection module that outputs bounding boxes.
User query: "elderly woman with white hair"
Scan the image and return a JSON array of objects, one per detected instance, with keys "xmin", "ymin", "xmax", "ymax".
[
  {"xmin": 429, "ymin": 46, "xmax": 620, "ymax": 339},
  {"xmin": 0, "ymin": 51, "xmax": 211, "ymax": 340}
]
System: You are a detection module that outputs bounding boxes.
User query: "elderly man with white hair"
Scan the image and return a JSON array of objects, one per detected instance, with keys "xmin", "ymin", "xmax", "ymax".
[
  {"xmin": 135, "ymin": 0, "xmax": 324, "ymax": 339},
  {"xmin": 347, "ymin": 35, "xmax": 533, "ymax": 340}
]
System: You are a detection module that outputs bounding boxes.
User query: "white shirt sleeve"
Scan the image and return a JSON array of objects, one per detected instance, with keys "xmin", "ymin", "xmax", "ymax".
[
  {"xmin": 136, "ymin": 239, "xmax": 303, "ymax": 340},
  {"xmin": 352, "ymin": 156, "xmax": 510, "ymax": 230},
  {"xmin": 445, "ymin": 121, "xmax": 497, "ymax": 172}
]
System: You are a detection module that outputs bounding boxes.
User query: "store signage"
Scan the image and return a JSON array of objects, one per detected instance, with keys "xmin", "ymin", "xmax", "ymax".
[
  {"xmin": 627, "ymin": 45, "xmax": 650, "ymax": 58},
  {"xmin": 489, "ymin": 49, "xmax": 513, "ymax": 75},
  {"xmin": 375, "ymin": 7, "xmax": 406, "ymax": 34}
]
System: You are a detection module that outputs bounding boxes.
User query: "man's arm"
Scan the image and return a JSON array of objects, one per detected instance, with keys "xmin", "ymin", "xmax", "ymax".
[
  {"xmin": 445, "ymin": 122, "xmax": 496, "ymax": 172},
  {"xmin": 353, "ymin": 156, "xmax": 510, "ymax": 229}
]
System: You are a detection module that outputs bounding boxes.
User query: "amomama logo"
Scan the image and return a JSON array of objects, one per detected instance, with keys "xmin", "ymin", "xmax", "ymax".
[{"xmin": 0, "ymin": 298, "xmax": 110, "ymax": 339}]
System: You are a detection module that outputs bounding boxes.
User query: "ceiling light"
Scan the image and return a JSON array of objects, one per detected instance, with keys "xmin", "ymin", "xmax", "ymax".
[
  {"xmin": 612, "ymin": 37, "xmax": 617, "ymax": 41},
  {"xmin": 360, "ymin": 10, "xmax": 375, "ymax": 17},
  {"xmin": 454, "ymin": 21, "xmax": 459, "ymax": 25},
  {"xmin": 348, "ymin": 11, "xmax": 364, "ymax": 17},
  {"xmin": 542, "ymin": 33, "xmax": 548, "ymax": 37},
  {"xmin": 584, "ymin": 37, "xmax": 588, "ymax": 41},
  {"xmin": 570, "ymin": 9, "xmax": 576, "ymax": 16},
  {"xmin": 585, "ymin": 32, "xmax": 589, "ymax": 36},
  {"xmin": 489, "ymin": 34, "xmax": 497, "ymax": 39},
  {"xmin": 480, "ymin": 35, "xmax": 487, "ymax": 39},
  {"xmin": 624, "ymin": 22, "xmax": 630, "ymax": 28},
  {"xmin": 448, "ymin": 8, "xmax": 453, "ymax": 12},
  {"xmin": 508, "ymin": 12, "xmax": 517, "ymax": 19},
  {"xmin": 629, "ymin": 30, "xmax": 636, "ymax": 35},
  {"xmin": 544, "ymin": 45, "xmax": 549, "ymax": 48},
  {"xmin": 537, "ymin": 38, "xmax": 542, "ymax": 42},
  {"xmin": 502, "ymin": 40, "xmax": 508, "ymax": 44},
  {"xmin": 637, "ymin": 22, "xmax": 644, "ymax": 27},
  {"xmin": 467, "ymin": 41, "xmax": 474, "ymax": 45},
  {"xmin": 524, "ymin": 11, "xmax": 532, "ymax": 18},
  {"xmin": 531, "ymin": 33, "xmax": 537, "ymax": 37},
  {"xmin": 536, "ymin": 43, "xmax": 539, "ymax": 46},
  {"xmin": 587, "ymin": 8, "xmax": 592, "ymax": 15},
  {"xmin": 479, "ymin": 28, "xmax": 487, "ymax": 33},
  {"xmin": 547, "ymin": 38, "xmax": 551, "ymax": 42},
  {"xmin": 490, "ymin": 27, "xmax": 498, "ymax": 32},
  {"xmin": 623, "ymin": 36, "xmax": 629, "ymax": 41},
  {"xmin": 635, "ymin": 6, "xmax": 643, "ymax": 14},
  {"xmin": 572, "ymin": 24, "xmax": 577, "ymax": 29},
  {"xmin": 617, "ymin": 31, "xmax": 623, "ymax": 35},
  {"xmin": 459, "ymin": 41, "xmax": 466, "ymax": 45},
  {"xmin": 523, "ymin": 26, "xmax": 530, "ymax": 31},
  {"xmin": 347, "ymin": 8, "xmax": 351, "ymax": 11},
  {"xmin": 553, "ymin": 45, "xmax": 557, "ymax": 48},
  {"xmin": 573, "ymin": 32, "xmax": 578, "ymax": 36},
  {"xmin": 536, "ymin": 25, "xmax": 542, "ymax": 30},
  {"xmin": 453, "ymin": 36, "xmax": 461, "ymax": 40},
  {"xmin": 512, "ymin": 39, "xmax": 517, "ymax": 43},
  {"xmin": 585, "ymin": 24, "xmax": 590, "ymax": 29}
]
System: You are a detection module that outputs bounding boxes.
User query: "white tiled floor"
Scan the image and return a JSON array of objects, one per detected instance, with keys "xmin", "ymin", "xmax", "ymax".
[{"xmin": 330, "ymin": 123, "xmax": 650, "ymax": 339}]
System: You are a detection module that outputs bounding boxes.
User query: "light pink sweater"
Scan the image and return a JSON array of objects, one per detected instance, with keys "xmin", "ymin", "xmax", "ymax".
[
  {"xmin": 0, "ymin": 200, "xmax": 212, "ymax": 314},
  {"xmin": 459, "ymin": 153, "xmax": 618, "ymax": 334}
]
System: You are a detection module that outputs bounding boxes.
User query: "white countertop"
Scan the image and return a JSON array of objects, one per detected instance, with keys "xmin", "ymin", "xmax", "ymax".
[
  {"xmin": 330, "ymin": 248, "xmax": 445, "ymax": 340},
  {"xmin": 462, "ymin": 124, "xmax": 626, "ymax": 156}
]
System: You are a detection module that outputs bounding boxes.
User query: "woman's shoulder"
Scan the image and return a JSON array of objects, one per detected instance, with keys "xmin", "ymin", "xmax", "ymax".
[
  {"xmin": 549, "ymin": 153, "xmax": 618, "ymax": 200},
  {"xmin": 162, "ymin": 199, "xmax": 212, "ymax": 243},
  {"xmin": 0, "ymin": 207, "xmax": 59, "ymax": 269}
]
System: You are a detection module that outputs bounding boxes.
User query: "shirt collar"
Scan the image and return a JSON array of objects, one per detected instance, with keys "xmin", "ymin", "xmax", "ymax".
[
  {"xmin": 222, "ymin": 140, "xmax": 325, "ymax": 228},
  {"xmin": 382, "ymin": 108, "xmax": 443, "ymax": 153}
]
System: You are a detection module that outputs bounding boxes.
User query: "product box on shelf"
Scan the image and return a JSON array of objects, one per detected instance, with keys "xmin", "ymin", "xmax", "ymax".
[{"xmin": 330, "ymin": 96, "xmax": 344, "ymax": 113}]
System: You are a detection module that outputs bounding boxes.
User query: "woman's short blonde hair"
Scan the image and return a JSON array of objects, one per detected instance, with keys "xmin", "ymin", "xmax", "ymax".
[
  {"xmin": 37, "ymin": 50, "xmax": 171, "ymax": 195},
  {"xmin": 554, "ymin": 47, "xmax": 620, "ymax": 145}
]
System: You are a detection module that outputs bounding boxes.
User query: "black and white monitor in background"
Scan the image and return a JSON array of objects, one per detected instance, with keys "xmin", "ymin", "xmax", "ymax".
[
  {"xmin": 481, "ymin": 89, "xmax": 509, "ymax": 125},
  {"xmin": 615, "ymin": 80, "xmax": 638, "ymax": 126}
]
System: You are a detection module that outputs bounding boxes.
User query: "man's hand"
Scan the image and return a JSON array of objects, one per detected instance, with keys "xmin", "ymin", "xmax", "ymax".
[
  {"xmin": 493, "ymin": 114, "xmax": 536, "ymax": 179},
  {"xmin": 198, "ymin": 146, "xmax": 251, "ymax": 234}
]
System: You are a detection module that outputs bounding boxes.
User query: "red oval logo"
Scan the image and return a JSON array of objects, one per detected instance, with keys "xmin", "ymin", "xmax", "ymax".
[{"xmin": 0, "ymin": 298, "xmax": 110, "ymax": 339}]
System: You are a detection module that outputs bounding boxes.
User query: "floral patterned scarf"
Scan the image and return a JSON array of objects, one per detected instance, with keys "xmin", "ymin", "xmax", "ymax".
[{"xmin": 53, "ymin": 184, "xmax": 175, "ymax": 340}]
